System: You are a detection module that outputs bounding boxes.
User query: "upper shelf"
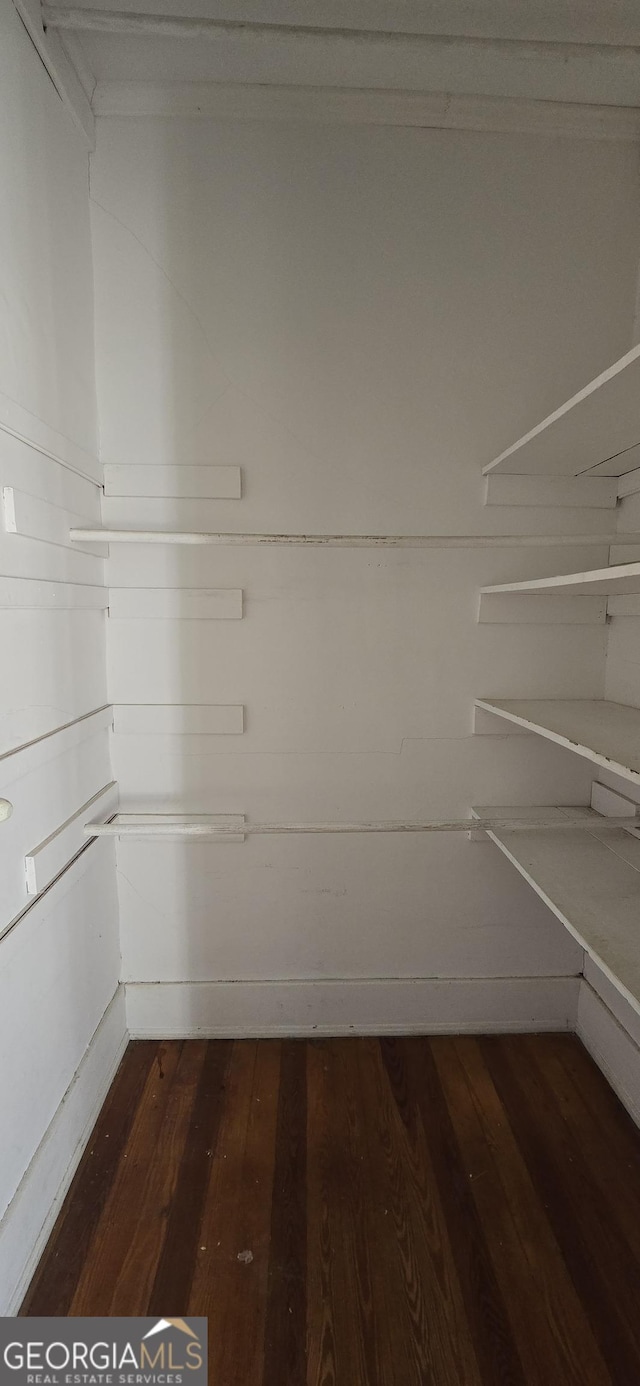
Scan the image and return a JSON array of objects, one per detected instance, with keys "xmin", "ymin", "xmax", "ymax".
[
  {"xmin": 475, "ymin": 698, "xmax": 640, "ymax": 786},
  {"xmin": 473, "ymin": 804, "xmax": 640, "ymax": 1017},
  {"xmin": 481, "ymin": 561, "xmax": 640, "ymax": 597},
  {"xmin": 482, "ymin": 344, "xmax": 640, "ymax": 478}
]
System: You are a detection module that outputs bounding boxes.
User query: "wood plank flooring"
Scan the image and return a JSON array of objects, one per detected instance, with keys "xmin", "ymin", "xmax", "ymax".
[{"xmin": 21, "ymin": 1035, "xmax": 640, "ymax": 1385}]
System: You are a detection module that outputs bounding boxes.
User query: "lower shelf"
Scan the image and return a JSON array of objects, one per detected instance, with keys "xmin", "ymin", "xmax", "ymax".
[
  {"xmin": 475, "ymin": 698, "xmax": 640, "ymax": 787},
  {"xmin": 473, "ymin": 804, "xmax": 640, "ymax": 1017}
]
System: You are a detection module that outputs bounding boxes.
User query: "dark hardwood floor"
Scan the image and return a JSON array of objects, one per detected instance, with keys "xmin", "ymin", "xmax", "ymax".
[{"xmin": 21, "ymin": 1034, "xmax": 640, "ymax": 1385}]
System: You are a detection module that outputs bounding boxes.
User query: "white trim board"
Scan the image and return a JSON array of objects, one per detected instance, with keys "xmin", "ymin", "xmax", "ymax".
[
  {"xmin": 0, "ymin": 987, "xmax": 127, "ymax": 1315},
  {"xmin": 475, "ymin": 699, "xmax": 640, "ymax": 786},
  {"xmin": 618, "ymin": 469, "xmax": 640, "ymax": 500},
  {"xmin": 0, "ymin": 390, "xmax": 101, "ymax": 487},
  {"xmin": 3, "ymin": 488, "xmax": 107, "ymax": 558},
  {"xmin": 108, "ymin": 588, "xmax": 242, "ymax": 620},
  {"xmin": 92, "ymin": 82, "xmax": 640, "ymax": 142},
  {"xmin": 477, "ymin": 593, "xmax": 606, "ymax": 625},
  {"xmin": 472, "ymin": 805, "xmax": 640, "ymax": 1019},
  {"xmin": 113, "ymin": 705, "xmax": 244, "ymax": 735},
  {"xmin": 103, "ymin": 465, "xmax": 241, "ymax": 499},
  {"xmin": 0, "ymin": 577, "xmax": 108, "ymax": 610},
  {"xmin": 484, "ymin": 475, "xmax": 618, "ymax": 508},
  {"xmin": 577, "ymin": 978, "xmax": 640, "ymax": 1129},
  {"xmin": 483, "ymin": 344, "xmax": 640, "ymax": 478},
  {"xmin": 25, "ymin": 782, "xmax": 118, "ymax": 896},
  {"xmin": 607, "ymin": 596, "xmax": 640, "ymax": 617},
  {"xmin": 481, "ymin": 563, "xmax": 640, "ymax": 597},
  {"xmin": 125, "ymin": 976, "xmax": 579, "ymax": 1038},
  {"xmin": 591, "ymin": 781, "xmax": 640, "ymax": 827}
]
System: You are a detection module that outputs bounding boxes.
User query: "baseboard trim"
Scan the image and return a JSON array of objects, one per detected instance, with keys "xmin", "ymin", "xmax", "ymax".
[
  {"xmin": 125, "ymin": 975, "xmax": 579, "ymax": 1039},
  {"xmin": 577, "ymin": 977, "xmax": 640, "ymax": 1128},
  {"xmin": 0, "ymin": 986, "xmax": 128, "ymax": 1314}
]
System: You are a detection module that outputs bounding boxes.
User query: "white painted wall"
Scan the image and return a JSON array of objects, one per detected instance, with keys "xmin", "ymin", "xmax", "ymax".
[
  {"xmin": 0, "ymin": 0, "xmax": 123, "ymax": 1312},
  {"xmin": 91, "ymin": 116, "xmax": 640, "ymax": 1034}
]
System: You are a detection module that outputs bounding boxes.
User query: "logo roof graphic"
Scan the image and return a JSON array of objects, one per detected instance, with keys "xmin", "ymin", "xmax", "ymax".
[{"xmin": 143, "ymin": 1319, "xmax": 199, "ymax": 1341}]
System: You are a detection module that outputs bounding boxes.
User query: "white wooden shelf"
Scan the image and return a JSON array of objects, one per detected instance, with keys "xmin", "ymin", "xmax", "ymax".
[
  {"xmin": 25, "ymin": 781, "xmax": 118, "ymax": 895},
  {"xmin": 473, "ymin": 804, "xmax": 640, "ymax": 1017},
  {"xmin": 477, "ymin": 593, "xmax": 605, "ymax": 625},
  {"xmin": 475, "ymin": 698, "xmax": 640, "ymax": 786},
  {"xmin": 89, "ymin": 814, "xmax": 246, "ymax": 841},
  {"xmin": 3, "ymin": 488, "xmax": 106, "ymax": 557},
  {"xmin": 86, "ymin": 811, "xmax": 636, "ymax": 838},
  {"xmin": 482, "ymin": 344, "xmax": 640, "ymax": 478},
  {"xmin": 480, "ymin": 562, "xmax": 640, "ymax": 598},
  {"xmin": 483, "ymin": 475, "xmax": 618, "ymax": 509}
]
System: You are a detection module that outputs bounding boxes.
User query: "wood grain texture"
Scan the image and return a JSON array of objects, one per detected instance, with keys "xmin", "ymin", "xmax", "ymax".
[{"xmin": 21, "ymin": 1035, "xmax": 640, "ymax": 1386}]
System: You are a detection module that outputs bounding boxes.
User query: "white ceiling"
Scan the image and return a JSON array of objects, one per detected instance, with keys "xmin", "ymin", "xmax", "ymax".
[{"xmin": 36, "ymin": 1, "xmax": 640, "ymax": 125}]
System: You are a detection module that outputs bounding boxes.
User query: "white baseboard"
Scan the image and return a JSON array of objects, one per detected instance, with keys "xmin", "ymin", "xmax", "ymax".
[
  {"xmin": 0, "ymin": 986, "xmax": 128, "ymax": 1314},
  {"xmin": 577, "ymin": 975, "xmax": 640, "ymax": 1128},
  {"xmin": 125, "ymin": 975, "xmax": 579, "ymax": 1039}
]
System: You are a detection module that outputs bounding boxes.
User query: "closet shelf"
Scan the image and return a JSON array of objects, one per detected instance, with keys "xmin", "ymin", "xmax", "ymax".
[
  {"xmin": 482, "ymin": 343, "xmax": 640, "ymax": 479},
  {"xmin": 481, "ymin": 561, "xmax": 640, "ymax": 597},
  {"xmin": 472, "ymin": 804, "xmax": 640, "ymax": 1017},
  {"xmin": 69, "ymin": 529, "xmax": 640, "ymax": 549},
  {"xmin": 85, "ymin": 812, "xmax": 637, "ymax": 837},
  {"xmin": 476, "ymin": 698, "xmax": 640, "ymax": 786}
]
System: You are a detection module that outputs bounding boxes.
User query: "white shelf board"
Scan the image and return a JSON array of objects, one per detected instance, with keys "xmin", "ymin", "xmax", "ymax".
[
  {"xmin": 477, "ymin": 593, "xmax": 605, "ymax": 624},
  {"xmin": 607, "ymin": 595, "xmax": 640, "ymax": 618},
  {"xmin": 482, "ymin": 344, "xmax": 640, "ymax": 478},
  {"xmin": 475, "ymin": 698, "xmax": 640, "ymax": 786},
  {"xmin": 483, "ymin": 475, "xmax": 618, "ymax": 508},
  {"xmin": 25, "ymin": 781, "xmax": 118, "ymax": 895},
  {"xmin": 618, "ymin": 469, "xmax": 640, "ymax": 500},
  {"xmin": 95, "ymin": 813, "xmax": 246, "ymax": 841},
  {"xmin": 3, "ymin": 488, "xmax": 107, "ymax": 557},
  {"xmin": 473, "ymin": 804, "xmax": 640, "ymax": 1017},
  {"xmin": 481, "ymin": 562, "xmax": 640, "ymax": 597}
]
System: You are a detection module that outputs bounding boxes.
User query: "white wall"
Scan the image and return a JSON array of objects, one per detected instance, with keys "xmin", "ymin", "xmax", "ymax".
[
  {"xmin": 0, "ymin": 0, "xmax": 124, "ymax": 1312},
  {"xmin": 91, "ymin": 116, "xmax": 640, "ymax": 1034}
]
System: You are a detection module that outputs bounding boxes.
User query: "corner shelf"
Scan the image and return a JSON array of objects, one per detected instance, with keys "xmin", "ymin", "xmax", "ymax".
[
  {"xmin": 475, "ymin": 698, "xmax": 640, "ymax": 787},
  {"xmin": 482, "ymin": 343, "xmax": 640, "ymax": 478},
  {"xmin": 472, "ymin": 804, "xmax": 640, "ymax": 1017}
]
